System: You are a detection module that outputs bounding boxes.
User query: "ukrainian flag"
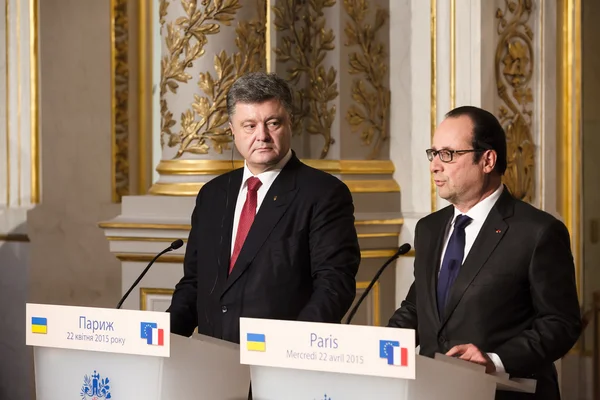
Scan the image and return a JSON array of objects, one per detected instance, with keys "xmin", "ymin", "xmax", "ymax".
[
  {"xmin": 246, "ymin": 333, "xmax": 266, "ymax": 352},
  {"xmin": 31, "ymin": 317, "xmax": 47, "ymax": 334}
]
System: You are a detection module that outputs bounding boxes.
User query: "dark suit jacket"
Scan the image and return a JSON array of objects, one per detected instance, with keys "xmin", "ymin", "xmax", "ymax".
[
  {"xmin": 168, "ymin": 152, "xmax": 361, "ymax": 343},
  {"xmin": 388, "ymin": 187, "xmax": 582, "ymax": 400}
]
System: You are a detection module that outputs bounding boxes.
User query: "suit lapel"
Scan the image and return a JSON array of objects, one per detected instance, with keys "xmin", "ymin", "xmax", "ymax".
[
  {"xmin": 217, "ymin": 170, "xmax": 243, "ymax": 285},
  {"xmin": 221, "ymin": 155, "xmax": 300, "ymax": 295},
  {"xmin": 440, "ymin": 188, "xmax": 514, "ymax": 327},
  {"xmin": 427, "ymin": 207, "xmax": 454, "ymax": 322}
]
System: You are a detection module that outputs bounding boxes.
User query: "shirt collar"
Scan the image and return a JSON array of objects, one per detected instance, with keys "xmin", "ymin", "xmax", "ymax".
[
  {"xmin": 452, "ymin": 184, "xmax": 504, "ymax": 225},
  {"xmin": 241, "ymin": 149, "xmax": 293, "ymax": 188}
]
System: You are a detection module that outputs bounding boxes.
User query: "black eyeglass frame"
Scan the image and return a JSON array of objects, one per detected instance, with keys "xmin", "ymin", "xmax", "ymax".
[{"xmin": 425, "ymin": 148, "xmax": 487, "ymax": 162}]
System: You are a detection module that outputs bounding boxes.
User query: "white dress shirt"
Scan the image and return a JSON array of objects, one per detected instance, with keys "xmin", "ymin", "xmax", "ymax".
[
  {"xmin": 438, "ymin": 184, "xmax": 506, "ymax": 373},
  {"xmin": 230, "ymin": 149, "xmax": 293, "ymax": 255},
  {"xmin": 439, "ymin": 184, "xmax": 504, "ymax": 269}
]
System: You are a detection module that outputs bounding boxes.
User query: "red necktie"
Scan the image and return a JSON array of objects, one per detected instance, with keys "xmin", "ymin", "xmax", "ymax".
[{"xmin": 229, "ymin": 177, "xmax": 262, "ymax": 274}]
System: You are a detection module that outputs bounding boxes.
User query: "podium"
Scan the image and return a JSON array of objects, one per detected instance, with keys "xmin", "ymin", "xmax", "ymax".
[
  {"xmin": 26, "ymin": 303, "xmax": 250, "ymax": 400},
  {"xmin": 240, "ymin": 318, "xmax": 537, "ymax": 400}
]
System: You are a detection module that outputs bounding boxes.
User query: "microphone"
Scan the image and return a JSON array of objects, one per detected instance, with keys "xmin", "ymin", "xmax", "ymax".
[
  {"xmin": 345, "ymin": 243, "xmax": 412, "ymax": 324},
  {"xmin": 116, "ymin": 239, "xmax": 184, "ymax": 309}
]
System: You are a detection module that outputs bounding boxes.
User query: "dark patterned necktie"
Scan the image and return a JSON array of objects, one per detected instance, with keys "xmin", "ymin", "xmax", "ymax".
[{"xmin": 437, "ymin": 214, "xmax": 472, "ymax": 317}]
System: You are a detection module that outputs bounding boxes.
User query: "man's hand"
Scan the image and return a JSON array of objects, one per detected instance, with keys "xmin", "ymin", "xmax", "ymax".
[{"xmin": 446, "ymin": 343, "xmax": 496, "ymax": 374}]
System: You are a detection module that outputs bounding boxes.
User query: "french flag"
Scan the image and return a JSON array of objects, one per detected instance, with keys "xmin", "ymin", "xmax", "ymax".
[
  {"xmin": 147, "ymin": 327, "xmax": 164, "ymax": 346},
  {"xmin": 388, "ymin": 345, "xmax": 408, "ymax": 366}
]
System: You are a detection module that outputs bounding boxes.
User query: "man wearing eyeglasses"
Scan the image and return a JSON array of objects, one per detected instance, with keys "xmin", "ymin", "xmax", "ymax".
[{"xmin": 387, "ymin": 106, "xmax": 581, "ymax": 400}]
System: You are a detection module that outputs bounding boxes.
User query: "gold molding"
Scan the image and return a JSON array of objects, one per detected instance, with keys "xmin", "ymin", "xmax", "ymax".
[
  {"xmin": 355, "ymin": 218, "xmax": 403, "ymax": 225},
  {"xmin": 356, "ymin": 281, "xmax": 381, "ymax": 326},
  {"xmin": 305, "ymin": 160, "xmax": 395, "ymax": 175},
  {"xmin": 107, "ymin": 236, "xmax": 188, "ymax": 242},
  {"xmin": 156, "ymin": 159, "xmax": 395, "ymax": 176},
  {"xmin": 450, "ymin": 0, "xmax": 455, "ymax": 110},
  {"xmin": 356, "ymin": 232, "xmax": 399, "ymax": 239},
  {"xmin": 110, "ymin": 0, "xmax": 129, "ymax": 202},
  {"xmin": 430, "ymin": 0, "xmax": 437, "ymax": 212},
  {"xmin": 100, "ymin": 218, "xmax": 403, "ymax": 231},
  {"xmin": 115, "ymin": 248, "xmax": 403, "ymax": 263},
  {"xmin": 558, "ymin": 0, "xmax": 582, "ymax": 300},
  {"xmin": 345, "ymin": 180, "xmax": 399, "ymax": 193},
  {"xmin": 0, "ymin": 233, "xmax": 29, "ymax": 242},
  {"xmin": 110, "ymin": 0, "xmax": 115, "ymax": 202},
  {"xmin": 148, "ymin": 182, "xmax": 205, "ymax": 196},
  {"xmin": 99, "ymin": 222, "xmax": 191, "ymax": 230},
  {"xmin": 148, "ymin": 179, "xmax": 399, "ymax": 196},
  {"xmin": 107, "ymin": 232, "xmax": 398, "ymax": 242},
  {"xmin": 17, "ymin": 0, "xmax": 21, "ymax": 206},
  {"xmin": 6, "ymin": 0, "xmax": 10, "ymax": 207},
  {"xmin": 157, "ymin": 159, "xmax": 243, "ymax": 175},
  {"xmin": 574, "ymin": 0, "xmax": 582, "ymax": 301},
  {"xmin": 29, "ymin": 0, "xmax": 39, "ymax": 204},
  {"xmin": 117, "ymin": 253, "xmax": 184, "ymax": 263},
  {"xmin": 265, "ymin": 0, "xmax": 271, "ymax": 73},
  {"xmin": 537, "ymin": 0, "xmax": 545, "ymax": 210},
  {"xmin": 140, "ymin": 287, "xmax": 174, "ymax": 311},
  {"xmin": 138, "ymin": 0, "xmax": 150, "ymax": 194},
  {"xmin": 360, "ymin": 249, "xmax": 397, "ymax": 259}
]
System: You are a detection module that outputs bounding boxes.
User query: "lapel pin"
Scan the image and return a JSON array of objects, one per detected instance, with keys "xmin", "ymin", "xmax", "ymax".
[
  {"xmin": 495, "ymin": 229, "xmax": 501, "ymax": 234},
  {"xmin": 273, "ymin": 195, "xmax": 277, "ymax": 201}
]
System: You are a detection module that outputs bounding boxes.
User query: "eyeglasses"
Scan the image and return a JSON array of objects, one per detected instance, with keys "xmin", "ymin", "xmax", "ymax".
[{"xmin": 425, "ymin": 148, "xmax": 484, "ymax": 163}]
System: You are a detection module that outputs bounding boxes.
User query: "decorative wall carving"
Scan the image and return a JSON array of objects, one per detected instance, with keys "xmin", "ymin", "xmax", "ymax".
[
  {"xmin": 495, "ymin": 0, "xmax": 535, "ymax": 203},
  {"xmin": 273, "ymin": 0, "xmax": 338, "ymax": 158},
  {"xmin": 159, "ymin": 0, "xmax": 265, "ymax": 157},
  {"xmin": 111, "ymin": 0, "xmax": 129, "ymax": 202},
  {"xmin": 343, "ymin": 0, "xmax": 391, "ymax": 160}
]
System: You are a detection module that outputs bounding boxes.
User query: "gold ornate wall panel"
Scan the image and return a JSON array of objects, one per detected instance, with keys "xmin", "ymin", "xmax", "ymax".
[
  {"xmin": 111, "ymin": 0, "xmax": 130, "ymax": 202},
  {"xmin": 495, "ymin": 0, "xmax": 535, "ymax": 203},
  {"xmin": 159, "ymin": 0, "xmax": 266, "ymax": 157},
  {"xmin": 272, "ymin": 0, "xmax": 338, "ymax": 159},
  {"xmin": 343, "ymin": 0, "xmax": 391, "ymax": 160}
]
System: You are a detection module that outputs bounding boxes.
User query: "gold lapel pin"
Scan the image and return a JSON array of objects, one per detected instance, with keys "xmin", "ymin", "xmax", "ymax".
[{"xmin": 273, "ymin": 195, "xmax": 278, "ymax": 201}]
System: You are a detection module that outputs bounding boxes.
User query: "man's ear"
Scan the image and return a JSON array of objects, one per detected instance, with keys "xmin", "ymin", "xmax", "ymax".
[{"xmin": 482, "ymin": 150, "xmax": 497, "ymax": 173}]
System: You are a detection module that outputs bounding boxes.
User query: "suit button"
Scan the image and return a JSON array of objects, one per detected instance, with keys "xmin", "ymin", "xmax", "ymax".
[
  {"xmin": 438, "ymin": 336, "xmax": 445, "ymax": 343},
  {"xmin": 221, "ymin": 305, "xmax": 228, "ymax": 313}
]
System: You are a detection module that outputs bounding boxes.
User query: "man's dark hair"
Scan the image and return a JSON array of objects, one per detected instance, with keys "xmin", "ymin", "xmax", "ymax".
[
  {"xmin": 445, "ymin": 106, "xmax": 508, "ymax": 175},
  {"xmin": 226, "ymin": 72, "xmax": 293, "ymax": 119}
]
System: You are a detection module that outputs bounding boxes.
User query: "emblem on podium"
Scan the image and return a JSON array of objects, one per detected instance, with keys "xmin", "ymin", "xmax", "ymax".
[{"xmin": 80, "ymin": 370, "xmax": 112, "ymax": 399}]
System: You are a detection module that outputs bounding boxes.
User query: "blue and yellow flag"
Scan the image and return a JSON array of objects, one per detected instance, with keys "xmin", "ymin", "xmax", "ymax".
[
  {"xmin": 31, "ymin": 317, "xmax": 47, "ymax": 334},
  {"xmin": 246, "ymin": 333, "xmax": 266, "ymax": 352}
]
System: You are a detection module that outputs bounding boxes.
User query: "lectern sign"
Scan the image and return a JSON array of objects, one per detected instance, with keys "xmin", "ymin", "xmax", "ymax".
[
  {"xmin": 239, "ymin": 318, "xmax": 416, "ymax": 379},
  {"xmin": 26, "ymin": 303, "xmax": 170, "ymax": 357}
]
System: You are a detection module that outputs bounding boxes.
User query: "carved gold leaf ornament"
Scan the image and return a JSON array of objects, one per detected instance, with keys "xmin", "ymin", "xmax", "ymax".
[
  {"xmin": 273, "ymin": 0, "xmax": 339, "ymax": 159},
  {"xmin": 343, "ymin": 0, "xmax": 390, "ymax": 160},
  {"xmin": 159, "ymin": 0, "xmax": 265, "ymax": 156},
  {"xmin": 495, "ymin": 0, "xmax": 535, "ymax": 203},
  {"xmin": 112, "ymin": 0, "xmax": 129, "ymax": 201},
  {"xmin": 505, "ymin": 115, "xmax": 534, "ymax": 200}
]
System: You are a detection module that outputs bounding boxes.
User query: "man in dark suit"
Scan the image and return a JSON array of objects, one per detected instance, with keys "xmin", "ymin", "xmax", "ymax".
[
  {"xmin": 387, "ymin": 106, "xmax": 581, "ymax": 399},
  {"xmin": 168, "ymin": 72, "xmax": 361, "ymax": 344}
]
